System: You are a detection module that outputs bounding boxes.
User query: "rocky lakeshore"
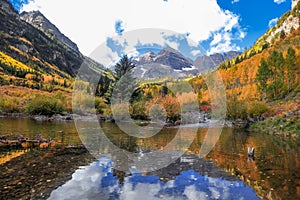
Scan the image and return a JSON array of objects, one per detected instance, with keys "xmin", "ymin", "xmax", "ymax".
[{"xmin": 0, "ymin": 146, "xmax": 95, "ymax": 200}]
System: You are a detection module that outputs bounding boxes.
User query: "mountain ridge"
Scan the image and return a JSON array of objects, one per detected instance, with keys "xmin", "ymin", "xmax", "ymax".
[
  {"xmin": 133, "ymin": 47, "xmax": 240, "ymax": 78},
  {"xmin": 20, "ymin": 10, "xmax": 80, "ymax": 53}
]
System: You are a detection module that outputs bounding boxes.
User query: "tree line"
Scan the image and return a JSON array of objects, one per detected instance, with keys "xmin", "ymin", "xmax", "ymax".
[{"xmin": 256, "ymin": 47, "xmax": 298, "ymax": 100}]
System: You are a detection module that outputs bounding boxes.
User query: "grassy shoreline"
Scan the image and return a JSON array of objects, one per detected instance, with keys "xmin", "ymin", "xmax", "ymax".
[{"xmin": 249, "ymin": 116, "xmax": 300, "ymax": 139}]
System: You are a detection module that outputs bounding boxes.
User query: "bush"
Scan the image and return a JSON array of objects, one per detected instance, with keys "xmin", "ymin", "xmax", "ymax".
[
  {"xmin": 248, "ymin": 101, "xmax": 270, "ymax": 118},
  {"xmin": 25, "ymin": 95, "xmax": 65, "ymax": 116},
  {"xmin": 226, "ymin": 96, "xmax": 248, "ymax": 120},
  {"xmin": 0, "ymin": 97, "xmax": 21, "ymax": 113},
  {"xmin": 95, "ymin": 97, "xmax": 107, "ymax": 114}
]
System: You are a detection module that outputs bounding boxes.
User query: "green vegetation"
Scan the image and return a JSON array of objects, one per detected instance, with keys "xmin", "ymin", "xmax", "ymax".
[
  {"xmin": 217, "ymin": 2, "xmax": 300, "ymax": 70},
  {"xmin": 0, "ymin": 96, "xmax": 20, "ymax": 113},
  {"xmin": 25, "ymin": 95, "xmax": 65, "ymax": 116},
  {"xmin": 250, "ymin": 116, "xmax": 300, "ymax": 137},
  {"xmin": 226, "ymin": 95, "xmax": 247, "ymax": 120},
  {"xmin": 247, "ymin": 101, "xmax": 270, "ymax": 118},
  {"xmin": 256, "ymin": 47, "xmax": 298, "ymax": 100},
  {"xmin": 225, "ymin": 96, "xmax": 271, "ymax": 120}
]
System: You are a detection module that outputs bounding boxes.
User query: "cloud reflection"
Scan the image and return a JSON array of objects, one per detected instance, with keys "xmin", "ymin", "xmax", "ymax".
[{"xmin": 49, "ymin": 156, "xmax": 260, "ymax": 200}]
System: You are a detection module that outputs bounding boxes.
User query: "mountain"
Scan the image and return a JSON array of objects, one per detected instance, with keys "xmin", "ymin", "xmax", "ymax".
[
  {"xmin": 154, "ymin": 47, "xmax": 194, "ymax": 70},
  {"xmin": 0, "ymin": 0, "xmax": 17, "ymax": 16},
  {"xmin": 133, "ymin": 47, "xmax": 240, "ymax": 78},
  {"xmin": 20, "ymin": 11, "xmax": 80, "ymax": 53},
  {"xmin": 191, "ymin": 1, "xmax": 300, "ymax": 128},
  {"xmin": 222, "ymin": 1, "xmax": 300, "ymax": 67},
  {"xmin": 134, "ymin": 47, "xmax": 194, "ymax": 70},
  {"xmin": 194, "ymin": 51, "xmax": 241, "ymax": 73},
  {"xmin": 137, "ymin": 51, "xmax": 156, "ymax": 65},
  {"xmin": 0, "ymin": 0, "xmax": 83, "ymax": 80},
  {"xmin": 223, "ymin": 2, "xmax": 300, "ymax": 100}
]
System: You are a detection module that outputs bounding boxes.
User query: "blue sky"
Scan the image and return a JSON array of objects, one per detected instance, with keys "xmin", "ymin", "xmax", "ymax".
[
  {"xmin": 9, "ymin": 0, "xmax": 293, "ymax": 62},
  {"xmin": 215, "ymin": 0, "xmax": 291, "ymax": 50}
]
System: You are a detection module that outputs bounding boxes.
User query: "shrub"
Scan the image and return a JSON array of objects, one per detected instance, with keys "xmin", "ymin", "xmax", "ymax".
[
  {"xmin": 0, "ymin": 97, "xmax": 21, "ymax": 113},
  {"xmin": 226, "ymin": 96, "xmax": 248, "ymax": 120},
  {"xmin": 130, "ymin": 101, "xmax": 147, "ymax": 120},
  {"xmin": 25, "ymin": 95, "xmax": 65, "ymax": 116},
  {"xmin": 95, "ymin": 97, "xmax": 107, "ymax": 114},
  {"xmin": 248, "ymin": 101, "xmax": 270, "ymax": 118}
]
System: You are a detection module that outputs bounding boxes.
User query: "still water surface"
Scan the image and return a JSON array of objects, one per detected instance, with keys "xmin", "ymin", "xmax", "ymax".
[{"xmin": 0, "ymin": 118, "xmax": 299, "ymax": 199}]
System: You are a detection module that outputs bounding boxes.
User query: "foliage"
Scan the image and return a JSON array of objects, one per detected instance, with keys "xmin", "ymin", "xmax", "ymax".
[
  {"xmin": 250, "ymin": 116, "xmax": 300, "ymax": 136},
  {"xmin": 0, "ymin": 96, "xmax": 20, "ymax": 113},
  {"xmin": 114, "ymin": 55, "xmax": 135, "ymax": 80},
  {"xmin": 247, "ymin": 101, "xmax": 270, "ymax": 118},
  {"xmin": 286, "ymin": 47, "xmax": 297, "ymax": 92},
  {"xmin": 268, "ymin": 50, "xmax": 285, "ymax": 99},
  {"xmin": 25, "ymin": 95, "xmax": 65, "ymax": 116},
  {"xmin": 130, "ymin": 101, "xmax": 147, "ymax": 120},
  {"xmin": 256, "ymin": 58, "xmax": 270, "ymax": 100},
  {"xmin": 226, "ymin": 95, "xmax": 248, "ymax": 120},
  {"xmin": 95, "ymin": 97, "xmax": 108, "ymax": 114},
  {"xmin": 111, "ymin": 55, "xmax": 137, "ymax": 104},
  {"xmin": 255, "ymin": 47, "xmax": 298, "ymax": 101},
  {"xmin": 147, "ymin": 94, "xmax": 181, "ymax": 121}
]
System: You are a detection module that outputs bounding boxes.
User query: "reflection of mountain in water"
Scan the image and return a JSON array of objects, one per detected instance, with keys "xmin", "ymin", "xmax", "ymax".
[
  {"xmin": 155, "ymin": 154, "xmax": 240, "ymax": 182},
  {"xmin": 48, "ymin": 154, "xmax": 260, "ymax": 200}
]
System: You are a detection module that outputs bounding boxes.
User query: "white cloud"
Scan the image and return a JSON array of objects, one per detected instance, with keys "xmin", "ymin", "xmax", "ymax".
[
  {"xmin": 210, "ymin": 33, "xmax": 222, "ymax": 46},
  {"xmin": 184, "ymin": 185, "xmax": 208, "ymax": 200},
  {"xmin": 231, "ymin": 0, "xmax": 240, "ymax": 4},
  {"xmin": 191, "ymin": 50, "xmax": 202, "ymax": 56},
  {"xmin": 274, "ymin": 0, "xmax": 286, "ymax": 4},
  {"xmin": 208, "ymin": 14, "xmax": 245, "ymax": 55},
  {"xmin": 21, "ymin": 0, "xmax": 245, "ymax": 57},
  {"xmin": 268, "ymin": 17, "xmax": 279, "ymax": 28}
]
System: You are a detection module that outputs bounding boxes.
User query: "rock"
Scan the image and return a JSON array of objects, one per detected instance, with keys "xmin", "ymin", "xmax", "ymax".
[
  {"xmin": 285, "ymin": 112, "xmax": 293, "ymax": 118},
  {"xmin": 33, "ymin": 115, "xmax": 48, "ymax": 122},
  {"xmin": 233, "ymin": 119, "xmax": 249, "ymax": 128},
  {"xmin": 174, "ymin": 120, "xmax": 181, "ymax": 126},
  {"xmin": 248, "ymin": 118, "xmax": 256, "ymax": 123}
]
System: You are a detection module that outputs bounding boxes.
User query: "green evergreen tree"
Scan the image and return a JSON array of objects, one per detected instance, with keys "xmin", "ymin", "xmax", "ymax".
[
  {"xmin": 112, "ymin": 55, "xmax": 137, "ymax": 104},
  {"xmin": 286, "ymin": 47, "xmax": 297, "ymax": 92},
  {"xmin": 115, "ymin": 55, "xmax": 135, "ymax": 80},
  {"xmin": 160, "ymin": 82, "xmax": 168, "ymax": 97},
  {"xmin": 256, "ymin": 58, "xmax": 270, "ymax": 100},
  {"xmin": 268, "ymin": 51, "xmax": 285, "ymax": 99}
]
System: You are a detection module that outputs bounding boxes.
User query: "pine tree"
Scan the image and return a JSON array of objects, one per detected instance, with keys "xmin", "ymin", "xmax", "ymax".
[
  {"xmin": 286, "ymin": 47, "xmax": 297, "ymax": 93},
  {"xmin": 115, "ymin": 55, "xmax": 135, "ymax": 80},
  {"xmin": 256, "ymin": 58, "xmax": 270, "ymax": 100},
  {"xmin": 268, "ymin": 51, "xmax": 285, "ymax": 99},
  {"xmin": 112, "ymin": 55, "xmax": 137, "ymax": 104}
]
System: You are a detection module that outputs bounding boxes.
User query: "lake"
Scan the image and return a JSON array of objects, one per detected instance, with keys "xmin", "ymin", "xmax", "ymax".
[{"xmin": 0, "ymin": 118, "xmax": 299, "ymax": 199}]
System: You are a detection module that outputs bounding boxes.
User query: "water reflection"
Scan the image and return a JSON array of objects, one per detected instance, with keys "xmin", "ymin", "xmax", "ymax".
[
  {"xmin": 0, "ymin": 118, "xmax": 299, "ymax": 199},
  {"xmin": 49, "ymin": 155, "xmax": 260, "ymax": 200},
  {"xmin": 0, "ymin": 118, "xmax": 81, "ymax": 145}
]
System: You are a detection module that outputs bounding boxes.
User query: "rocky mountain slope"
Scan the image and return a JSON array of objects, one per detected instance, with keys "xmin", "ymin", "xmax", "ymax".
[
  {"xmin": 20, "ymin": 10, "xmax": 80, "ymax": 53},
  {"xmin": 223, "ymin": 1, "xmax": 300, "ymax": 67},
  {"xmin": 0, "ymin": 0, "xmax": 114, "ymax": 91},
  {"xmin": 190, "ymin": 1, "xmax": 300, "ymax": 132},
  {"xmin": 133, "ymin": 47, "xmax": 240, "ymax": 78},
  {"xmin": 0, "ymin": 0, "xmax": 83, "ymax": 78},
  {"xmin": 194, "ymin": 51, "xmax": 241, "ymax": 73}
]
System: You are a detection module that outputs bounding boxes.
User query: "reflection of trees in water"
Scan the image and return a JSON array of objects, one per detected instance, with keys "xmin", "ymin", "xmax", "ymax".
[
  {"xmin": 209, "ymin": 130, "xmax": 300, "ymax": 200},
  {"xmin": 154, "ymin": 154, "xmax": 240, "ymax": 182},
  {"xmin": 231, "ymin": 128, "xmax": 249, "ymax": 150},
  {"xmin": 100, "ymin": 123, "xmax": 300, "ymax": 199}
]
